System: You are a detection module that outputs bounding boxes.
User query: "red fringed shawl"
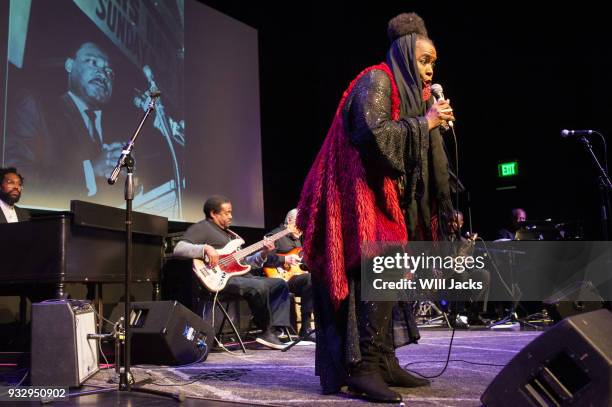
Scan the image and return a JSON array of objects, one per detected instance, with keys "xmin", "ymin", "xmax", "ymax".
[{"xmin": 297, "ymin": 63, "xmax": 408, "ymax": 309}]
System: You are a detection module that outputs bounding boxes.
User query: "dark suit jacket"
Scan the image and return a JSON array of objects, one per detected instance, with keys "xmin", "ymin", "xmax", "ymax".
[
  {"xmin": 6, "ymin": 91, "xmax": 102, "ymax": 197},
  {"xmin": 5, "ymin": 89, "xmax": 174, "ymax": 208},
  {"xmin": 4, "ymin": 90, "xmax": 131, "ymax": 207},
  {"xmin": 0, "ymin": 205, "xmax": 31, "ymax": 224}
]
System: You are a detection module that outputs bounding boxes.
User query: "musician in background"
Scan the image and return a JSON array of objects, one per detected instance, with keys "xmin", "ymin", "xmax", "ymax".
[
  {"xmin": 497, "ymin": 208, "xmax": 527, "ymax": 240},
  {"xmin": 0, "ymin": 167, "xmax": 30, "ymax": 224},
  {"xmin": 264, "ymin": 209, "xmax": 313, "ymax": 338},
  {"xmin": 173, "ymin": 195, "xmax": 292, "ymax": 350},
  {"xmin": 448, "ymin": 210, "xmax": 490, "ymax": 326}
]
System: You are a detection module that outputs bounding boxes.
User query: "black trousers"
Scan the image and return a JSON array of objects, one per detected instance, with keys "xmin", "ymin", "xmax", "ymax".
[
  {"xmin": 223, "ymin": 273, "xmax": 291, "ymax": 330},
  {"xmin": 288, "ymin": 273, "xmax": 313, "ymax": 315}
]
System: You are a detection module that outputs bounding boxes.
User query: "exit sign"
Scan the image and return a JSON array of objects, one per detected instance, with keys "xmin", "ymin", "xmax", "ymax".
[{"xmin": 498, "ymin": 161, "xmax": 518, "ymax": 177}]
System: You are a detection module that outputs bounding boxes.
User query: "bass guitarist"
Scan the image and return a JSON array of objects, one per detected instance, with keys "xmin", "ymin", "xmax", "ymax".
[{"xmin": 173, "ymin": 195, "xmax": 293, "ymax": 350}]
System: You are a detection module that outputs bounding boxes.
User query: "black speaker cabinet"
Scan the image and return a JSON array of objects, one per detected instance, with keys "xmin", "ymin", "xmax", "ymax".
[
  {"xmin": 481, "ymin": 309, "xmax": 612, "ymax": 407},
  {"xmin": 111, "ymin": 301, "xmax": 214, "ymax": 366},
  {"xmin": 31, "ymin": 301, "xmax": 99, "ymax": 387},
  {"xmin": 543, "ymin": 280, "xmax": 604, "ymax": 321}
]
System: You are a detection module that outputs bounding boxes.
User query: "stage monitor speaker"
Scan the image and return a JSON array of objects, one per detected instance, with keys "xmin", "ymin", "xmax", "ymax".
[
  {"xmin": 110, "ymin": 300, "xmax": 214, "ymax": 366},
  {"xmin": 31, "ymin": 300, "xmax": 99, "ymax": 387},
  {"xmin": 543, "ymin": 280, "xmax": 604, "ymax": 321},
  {"xmin": 481, "ymin": 309, "xmax": 612, "ymax": 407}
]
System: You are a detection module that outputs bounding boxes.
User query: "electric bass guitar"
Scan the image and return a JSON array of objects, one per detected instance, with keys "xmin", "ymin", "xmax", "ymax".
[{"xmin": 192, "ymin": 228, "xmax": 291, "ymax": 292}]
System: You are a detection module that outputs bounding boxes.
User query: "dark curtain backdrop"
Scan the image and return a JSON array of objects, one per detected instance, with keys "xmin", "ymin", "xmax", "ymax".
[{"xmin": 200, "ymin": 1, "xmax": 611, "ymax": 239}]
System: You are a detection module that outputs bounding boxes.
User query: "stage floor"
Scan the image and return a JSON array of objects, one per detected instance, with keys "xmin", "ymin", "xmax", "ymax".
[{"xmin": 61, "ymin": 328, "xmax": 541, "ymax": 407}]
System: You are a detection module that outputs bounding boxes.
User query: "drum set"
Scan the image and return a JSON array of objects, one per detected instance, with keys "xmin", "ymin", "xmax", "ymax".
[
  {"xmin": 503, "ymin": 219, "xmax": 584, "ymax": 242},
  {"xmin": 416, "ymin": 220, "xmax": 585, "ymax": 329}
]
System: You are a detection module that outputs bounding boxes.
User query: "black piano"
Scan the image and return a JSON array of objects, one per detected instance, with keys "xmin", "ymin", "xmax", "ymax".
[{"xmin": 0, "ymin": 200, "xmax": 167, "ymax": 323}]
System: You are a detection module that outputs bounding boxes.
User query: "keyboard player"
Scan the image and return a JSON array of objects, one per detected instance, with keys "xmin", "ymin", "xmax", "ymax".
[{"xmin": 0, "ymin": 167, "xmax": 30, "ymax": 224}]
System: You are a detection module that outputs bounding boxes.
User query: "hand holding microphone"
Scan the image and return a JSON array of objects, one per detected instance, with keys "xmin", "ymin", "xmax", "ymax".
[
  {"xmin": 426, "ymin": 99, "xmax": 455, "ymax": 131},
  {"xmin": 426, "ymin": 83, "xmax": 455, "ymax": 130}
]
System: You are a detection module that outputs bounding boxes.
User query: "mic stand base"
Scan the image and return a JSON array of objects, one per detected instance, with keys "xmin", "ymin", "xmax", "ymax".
[
  {"xmin": 281, "ymin": 328, "xmax": 316, "ymax": 352},
  {"xmin": 72, "ymin": 382, "xmax": 186, "ymax": 403},
  {"xmin": 487, "ymin": 312, "xmax": 520, "ymax": 331},
  {"xmin": 487, "ymin": 296, "xmax": 521, "ymax": 330},
  {"xmin": 118, "ymin": 370, "xmax": 132, "ymax": 391},
  {"xmin": 73, "ymin": 330, "xmax": 181, "ymax": 402}
]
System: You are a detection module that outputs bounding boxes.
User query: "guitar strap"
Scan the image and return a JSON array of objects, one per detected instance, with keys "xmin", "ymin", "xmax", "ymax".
[{"xmin": 226, "ymin": 228, "xmax": 243, "ymax": 243}]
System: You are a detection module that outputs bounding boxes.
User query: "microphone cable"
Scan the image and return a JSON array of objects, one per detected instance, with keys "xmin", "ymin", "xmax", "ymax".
[
  {"xmin": 592, "ymin": 130, "xmax": 609, "ymax": 172},
  {"xmin": 409, "ymin": 98, "xmax": 462, "ymax": 381},
  {"xmin": 450, "ymin": 124, "xmax": 460, "ymax": 216}
]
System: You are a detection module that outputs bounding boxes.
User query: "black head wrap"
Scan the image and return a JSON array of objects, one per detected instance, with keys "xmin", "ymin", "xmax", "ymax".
[{"xmin": 386, "ymin": 22, "xmax": 453, "ymax": 240}]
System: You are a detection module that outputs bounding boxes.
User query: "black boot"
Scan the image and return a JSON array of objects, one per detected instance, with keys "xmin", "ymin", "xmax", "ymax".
[
  {"xmin": 380, "ymin": 320, "xmax": 430, "ymax": 388},
  {"xmin": 348, "ymin": 299, "xmax": 401, "ymax": 402},
  {"xmin": 380, "ymin": 353, "xmax": 430, "ymax": 388},
  {"xmin": 347, "ymin": 367, "xmax": 402, "ymax": 403}
]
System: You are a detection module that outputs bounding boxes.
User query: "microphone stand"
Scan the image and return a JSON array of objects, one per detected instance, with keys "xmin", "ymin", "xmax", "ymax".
[
  {"xmin": 487, "ymin": 243, "xmax": 522, "ymax": 330},
  {"xmin": 578, "ymin": 136, "xmax": 612, "ymax": 240},
  {"xmin": 71, "ymin": 93, "xmax": 185, "ymax": 402},
  {"xmin": 104, "ymin": 94, "xmax": 184, "ymax": 399},
  {"xmin": 575, "ymin": 135, "xmax": 612, "ymax": 318},
  {"xmin": 108, "ymin": 93, "xmax": 159, "ymax": 391},
  {"xmin": 281, "ymin": 328, "xmax": 315, "ymax": 352}
]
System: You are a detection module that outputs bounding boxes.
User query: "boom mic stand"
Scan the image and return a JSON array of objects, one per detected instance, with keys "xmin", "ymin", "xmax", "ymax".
[
  {"xmin": 100, "ymin": 91, "xmax": 182, "ymax": 400},
  {"xmin": 488, "ymin": 242, "xmax": 522, "ymax": 329},
  {"xmin": 577, "ymin": 133, "xmax": 612, "ymax": 315},
  {"xmin": 68, "ymin": 91, "xmax": 184, "ymax": 402},
  {"xmin": 577, "ymin": 134, "xmax": 612, "ymax": 240},
  {"xmin": 107, "ymin": 90, "xmax": 160, "ymax": 391}
]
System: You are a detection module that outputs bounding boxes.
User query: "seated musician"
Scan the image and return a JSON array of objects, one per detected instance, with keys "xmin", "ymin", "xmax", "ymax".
[
  {"xmin": 263, "ymin": 209, "xmax": 313, "ymax": 338},
  {"xmin": 0, "ymin": 167, "xmax": 30, "ymax": 224},
  {"xmin": 447, "ymin": 210, "xmax": 490, "ymax": 326},
  {"xmin": 173, "ymin": 195, "xmax": 292, "ymax": 350},
  {"xmin": 497, "ymin": 208, "xmax": 527, "ymax": 240}
]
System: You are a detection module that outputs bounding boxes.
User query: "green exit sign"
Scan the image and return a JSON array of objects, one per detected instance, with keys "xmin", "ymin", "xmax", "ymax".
[{"xmin": 498, "ymin": 161, "xmax": 518, "ymax": 177}]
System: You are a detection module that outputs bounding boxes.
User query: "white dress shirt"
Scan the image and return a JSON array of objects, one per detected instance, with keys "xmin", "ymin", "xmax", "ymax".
[
  {"xmin": 0, "ymin": 199, "xmax": 19, "ymax": 223},
  {"xmin": 67, "ymin": 91, "xmax": 103, "ymax": 143},
  {"xmin": 67, "ymin": 92, "xmax": 102, "ymax": 196}
]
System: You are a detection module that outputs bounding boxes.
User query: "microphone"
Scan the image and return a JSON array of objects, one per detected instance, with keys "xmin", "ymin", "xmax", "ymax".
[
  {"xmin": 561, "ymin": 129, "xmax": 595, "ymax": 138},
  {"xmin": 430, "ymin": 83, "xmax": 454, "ymax": 128},
  {"xmin": 149, "ymin": 90, "xmax": 161, "ymax": 98}
]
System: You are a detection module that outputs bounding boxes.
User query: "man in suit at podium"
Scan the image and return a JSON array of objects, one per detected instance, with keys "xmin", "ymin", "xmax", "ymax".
[
  {"xmin": 5, "ymin": 42, "xmax": 123, "ymax": 203},
  {"xmin": 0, "ymin": 167, "xmax": 30, "ymax": 224}
]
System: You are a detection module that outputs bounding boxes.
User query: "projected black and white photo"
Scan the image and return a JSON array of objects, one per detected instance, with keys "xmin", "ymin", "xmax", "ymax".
[
  {"xmin": 1, "ymin": 0, "xmax": 264, "ymax": 226},
  {"xmin": 3, "ymin": 0, "xmax": 185, "ymax": 218}
]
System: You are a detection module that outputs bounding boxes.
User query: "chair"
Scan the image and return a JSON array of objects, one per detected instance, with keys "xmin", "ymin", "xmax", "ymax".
[{"xmin": 196, "ymin": 289, "xmax": 248, "ymax": 353}]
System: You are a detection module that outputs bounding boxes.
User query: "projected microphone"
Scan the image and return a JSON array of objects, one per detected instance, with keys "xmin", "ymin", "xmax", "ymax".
[
  {"xmin": 561, "ymin": 129, "xmax": 595, "ymax": 138},
  {"xmin": 149, "ymin": 90, "xmax": 161, "ymax": 98},
  {"xmin": 430, "ymin": 83, "xmax": 454, "ymax": 128}
]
